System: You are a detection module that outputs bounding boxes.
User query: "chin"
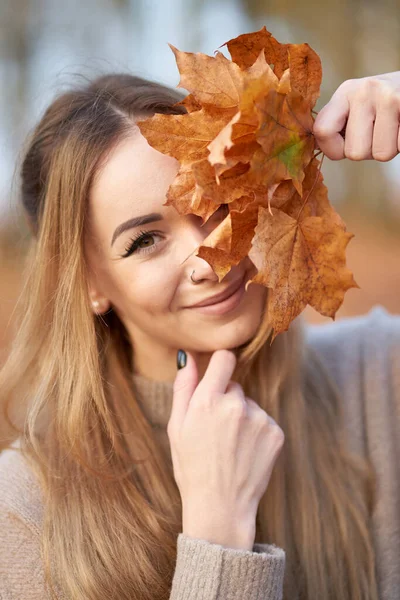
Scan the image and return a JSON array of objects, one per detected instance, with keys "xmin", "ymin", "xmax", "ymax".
[
  {"xmin": 221, "ymin": 313, "xmax": 264, "ymax": 349},
  {"xmin": 194, "ymin": 300, "xmax": 266, "ymax": 353},
  {"xmin": 180, "ymin": 284, "xmax": 267, "ymax": 351}
]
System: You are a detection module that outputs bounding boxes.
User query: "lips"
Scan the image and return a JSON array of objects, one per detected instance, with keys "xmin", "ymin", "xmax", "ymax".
[{"xmin": 189, "ymin": 273, "xmax": 246, "ymax": 308}]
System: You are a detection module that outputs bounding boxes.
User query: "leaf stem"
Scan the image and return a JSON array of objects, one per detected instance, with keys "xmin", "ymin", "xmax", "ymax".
[
  {"xmin": 179, "ymin": 245, "xmax": 200, "ymax": 266},
  {"xmin": 295, "ymin": 154, "xmax": 325, "ymax": 222},
  {"xmin": 284, "ymin": 96, "xmax": 311, "ymax": 133}
]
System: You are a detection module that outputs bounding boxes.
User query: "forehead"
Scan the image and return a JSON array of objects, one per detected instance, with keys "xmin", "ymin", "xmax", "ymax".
[{"xmin": 89, "ymin": 129, "xmax": 180, "ymax": 219}]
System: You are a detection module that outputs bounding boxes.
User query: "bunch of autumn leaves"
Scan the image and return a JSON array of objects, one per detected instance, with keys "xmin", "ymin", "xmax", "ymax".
[{"xmin": 138, "ymin": 26, "xmax": 359, "ymax": 341}]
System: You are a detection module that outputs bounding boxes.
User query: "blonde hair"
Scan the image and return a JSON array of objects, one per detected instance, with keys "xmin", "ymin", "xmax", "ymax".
[{"xmin": 1, "ymin": 73, "xmax": 378, "ymax": 599}]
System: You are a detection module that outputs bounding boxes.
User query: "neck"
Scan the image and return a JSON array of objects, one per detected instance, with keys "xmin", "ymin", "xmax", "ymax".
[
  {"xmin": 131, "ymin": 340, "xmax": 216, "ymax": 383},
  {"xmin": 132, "ymin": 370, "xmax": 174, "ymax": 429}
]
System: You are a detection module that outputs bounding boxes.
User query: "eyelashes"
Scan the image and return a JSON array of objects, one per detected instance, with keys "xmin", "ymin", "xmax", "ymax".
[
  {"xmin": 120, "ymin": 204, "xmax": 230, "ymax": 259},
  {"xmin": 121, "ymin": 229, "xmax": 162, "ymax": 258}
]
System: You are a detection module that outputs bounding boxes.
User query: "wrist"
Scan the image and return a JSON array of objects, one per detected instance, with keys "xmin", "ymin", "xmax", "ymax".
[{"xmin": 182, "ymin": 506, "xmax": 256, "ymax": 551}]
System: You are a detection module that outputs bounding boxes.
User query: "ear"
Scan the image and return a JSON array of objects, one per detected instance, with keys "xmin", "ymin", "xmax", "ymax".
[{"xmin": 88, "ymin": 288, "xmax": 111, "ymax": 315}]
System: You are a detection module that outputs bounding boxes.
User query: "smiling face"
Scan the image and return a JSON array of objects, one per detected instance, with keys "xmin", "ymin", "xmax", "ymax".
[{"xmin": 84, "ymin": 125, "xmax": 268, "ymax": 382}]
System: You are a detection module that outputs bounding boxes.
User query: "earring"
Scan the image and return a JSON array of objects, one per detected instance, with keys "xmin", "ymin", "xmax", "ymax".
[{"xmin": 92, "ymin": 300, "xmax": 100, "ymax": 309}]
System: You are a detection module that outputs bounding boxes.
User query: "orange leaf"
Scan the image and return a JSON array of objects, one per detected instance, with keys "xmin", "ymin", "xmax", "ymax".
[
  {"xmin": 253, "ymin": 86, "xmax": 315, "ymax": 195},
  {"xmin": 196, "ymin": 202, "xmax": 260, "ymax": 281},
  {"xmin": 137, "ymin": 106, "xmax": 236, "ymax": 165},
  {"xmin": 207, "ymin": 51, "xmax": 278, "ymax": 176},
  {"xmin": 163, "ymin": 163, "xmax": 201, "ymax": 215},
  {"xmin": 247, "ymin": 207, "xmax": 359, "ymax": 341},
  {"xmin": 287, "ymin": 44, "xmax": 322, "ymax": 107},
  {"xmin": 222, "ymin": 26, "xmax": 289, "ymax": 74},
  {"xmin": 272, "ymin": 157, "xmax": 346, "ymax": 229},
  {"xmin": 173, "ymin": 94, "xmax": 202, "ymax": 113},
  {"xmin": 169, "ymin": 45, "xmax": 245, "ymax": 110},
  {"xmin": 223, "ymin": 26, "xmax": 322, "ymax": 107}
]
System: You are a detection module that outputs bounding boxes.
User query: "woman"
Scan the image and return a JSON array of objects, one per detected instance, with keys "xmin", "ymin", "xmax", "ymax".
[{"xmin": 0, "ymin": 70, "xmax": 399, "ymax": 600}]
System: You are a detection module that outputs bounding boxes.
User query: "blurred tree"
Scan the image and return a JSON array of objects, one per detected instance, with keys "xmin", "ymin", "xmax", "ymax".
[{"xmin": 0, "ymin": 0, "xmax": 35, "ymax": 157}]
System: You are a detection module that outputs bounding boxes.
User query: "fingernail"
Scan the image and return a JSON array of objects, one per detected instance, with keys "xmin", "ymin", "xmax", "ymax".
[{"xmin": 177, "ymin": 349, "xmax": 187, "ymax": 370}]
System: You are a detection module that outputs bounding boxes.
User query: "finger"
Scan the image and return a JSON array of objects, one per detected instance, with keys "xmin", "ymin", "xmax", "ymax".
[
  {"xmin": 372, "ymin": 101, "xmax": 400, "ymax": 161},
  {"xmin": 198, "ymin": 349, "xmax": 237, "ymax": 396},
  {"xmin": 246, "ymin": 398, "xmax": 276, "ymax": 424},
  {"xmin": 225, "ymin": 380, "xmax": 245, "ymax": 400},
  {"xmin": 313, "ymin": 91, "xmax": 349, "ymax": 160},
  {"xmin": 171, "ymin": 351, "xmax": 199, "ymax": 428},
  {"xmin": 344, "ymin": 100, "xmax": 375, "ymax": 160}
]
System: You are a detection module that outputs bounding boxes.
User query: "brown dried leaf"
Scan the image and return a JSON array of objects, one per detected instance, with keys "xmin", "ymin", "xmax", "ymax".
[
  {"xmin": 137, "ymin": 106, "xmax": 236, "ymax": 165},
  {"xmin": 222, "ymin": 25, "xmax": 288, "ymax": 74},
  {"xmin": 173, "ymin": 94, "xmax": 202, "ymax": 113},
  {"xmin": 247, "ymin": 207, "xmax": 359, "ymax": 341},
  {"xmin": 223, "ymin": 26, "xmax": 322, "ymax": 106},
  {"xmin": 196, "ymin": 202, "xmax": 260, "ymax": 281},
  {"xmin": 169, "ymin": 45, "xmax": 245, "ymax": 109}
]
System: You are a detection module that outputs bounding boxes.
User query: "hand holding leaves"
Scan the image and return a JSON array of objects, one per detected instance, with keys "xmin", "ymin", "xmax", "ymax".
[{"xmin": 314, "ymin": 72, "xmax": 400, "ymax": 162}]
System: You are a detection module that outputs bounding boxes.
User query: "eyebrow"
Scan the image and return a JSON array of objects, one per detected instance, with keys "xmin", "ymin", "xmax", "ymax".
[{"xmin": 111, "ymin": 212, "xmax": 164, "ymax": 247}]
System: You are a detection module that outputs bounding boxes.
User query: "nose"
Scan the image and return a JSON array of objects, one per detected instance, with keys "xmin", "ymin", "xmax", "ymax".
[{"xmin": 179, "ymin": 214, "xmax": 221, "ymax": 283}]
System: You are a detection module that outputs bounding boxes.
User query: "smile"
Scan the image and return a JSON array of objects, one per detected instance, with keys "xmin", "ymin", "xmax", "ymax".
[{"xmin": 187, "ymin": 278, "xmax": 247, "ymax": 316}]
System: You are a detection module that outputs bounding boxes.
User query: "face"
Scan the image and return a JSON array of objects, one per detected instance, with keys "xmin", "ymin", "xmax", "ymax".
[{"xmin": 85, "ymin": 127, "xmax": 268, "ymax": 382}]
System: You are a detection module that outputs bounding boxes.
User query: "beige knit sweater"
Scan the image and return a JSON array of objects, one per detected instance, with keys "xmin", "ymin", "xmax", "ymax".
[{"xmin": 0, "ymin": 305, "xmax": 399, "ymax": 599}]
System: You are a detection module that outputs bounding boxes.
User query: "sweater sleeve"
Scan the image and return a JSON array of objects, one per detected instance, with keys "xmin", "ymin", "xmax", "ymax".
[
  {"xmin": 0, "ymin": 449, "xmax": 285, "ymax": 600},
  {"xmin": 0, "ymin": 504, "xmax": 53, "ymax": 600},
  {"xmin": 0, "ymin": 447, "xmax": 66, "ymax": 600},
  {"xmin": 0, "ymin": 507, "xmax": 285, "ymax": 600},
  {"xmin": 0, "ymin": 504, "xmax": 285, "ymax": 600},
  {"xmin": 169, "ymin": 533, "xmax": 285, "ymax": 600},
  {"xmin": 305, "ymin": 305, "xmax": 400, "ymax": 599}
]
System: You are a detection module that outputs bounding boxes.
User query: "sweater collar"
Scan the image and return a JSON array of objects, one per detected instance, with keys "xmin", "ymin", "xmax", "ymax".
[{"xmin": 132, "ymin": 372, "xmax": 174, "ymax": 429}]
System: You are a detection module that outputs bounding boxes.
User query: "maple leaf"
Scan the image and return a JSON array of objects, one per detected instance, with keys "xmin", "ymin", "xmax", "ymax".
[
  {"xmin": 196, "ymin": 202, "xmax": 260, "ymax": 281},
  {"xmin": 137, "ymin": 106, "xmax": 237, "ymax": 165},
  {"xmin": 173, "ymin": 93, "xmax": 202, "ymax": 113},
  {"xmin": 253, "ymin": 87, "xmax": 315, "ymax": 195},
  {"xmin": 136, "ymin": 27, "xmax": 358, "ymax": 341},
  {"xmin": 207, "ymin": 51, "xmax": 279, "ymax": 176},
  {"xmin": 168, "ymin": 45, "xmax": 244, "ymax": 110},
  {"xmin": 247, "ymin": 206, "xmax": 359, "ymax": 342},
  {"xmin": 163, "ymin": 163, "xmax": 203, "ymax": 216},
  {"xmin": 207, "ymin": 53, "xmax": 315, "ymax": 195},
  {"xmin": 270, "ymin": 157, "xmax": 346, "ymax": 229},
  {"xmin": 222, "ymin": 25, "xmax": 322, "ymax": 106},
  {"xmin": 137, "ymin": 46, "xmax": 253, "ymax": 218}
]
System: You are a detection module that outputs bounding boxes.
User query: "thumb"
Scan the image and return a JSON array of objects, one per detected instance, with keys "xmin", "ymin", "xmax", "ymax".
[
  {"xmin": 313, "ymin": 91, "xmax": 349, "ymax": 160},
  {"xmin": 169, "ymin": 350, "xmax": 199, "ymax": 430}
]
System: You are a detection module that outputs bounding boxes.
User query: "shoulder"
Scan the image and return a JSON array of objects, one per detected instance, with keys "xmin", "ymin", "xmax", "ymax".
[
  {"xmin": 304, "ymin": 304, "xmax": 400, "ymax": 351},
  {"xmin": 303, "ymin": 305, "xmax": 400, "ymax": 463},
  {"xmin": 303, "ymin": 305, "xmax": 400, "ymax": 389},
  {"xmin": 0, "ymin": 439, "xmax": 44, "ymax": 537},
  {"xmin": 305, "ymin": 309, "xmax": 400, "ymax": 596},
  {"xmin": 0, "ymin": 441, "xmax": 56, "ymax": 599}
]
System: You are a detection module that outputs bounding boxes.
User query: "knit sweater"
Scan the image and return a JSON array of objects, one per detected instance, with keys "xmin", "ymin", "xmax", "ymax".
[{"xmin": 0, "ymin": 305, "xmax": 399, "ymax": 600}]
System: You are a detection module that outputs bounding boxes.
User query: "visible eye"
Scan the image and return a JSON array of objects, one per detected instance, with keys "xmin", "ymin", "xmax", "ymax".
[{"xmin": 121, "ymin": 230, "xmax": 163, "ymax": 258}]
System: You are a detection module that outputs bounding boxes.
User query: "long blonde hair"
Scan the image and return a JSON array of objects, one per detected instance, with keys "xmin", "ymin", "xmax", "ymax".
[{"xmin": 1, "ymin": 73, "xmax": 378, "ymax": 599}]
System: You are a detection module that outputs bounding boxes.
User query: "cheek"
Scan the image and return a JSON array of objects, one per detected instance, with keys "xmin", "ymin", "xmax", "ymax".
[
  {"xmin": 110, "ymin": 264, "xmax": 176, "ymax": 315},
  {"xmin": 240, "ymin": 282, "xmax": 268, "ymax": 322}
]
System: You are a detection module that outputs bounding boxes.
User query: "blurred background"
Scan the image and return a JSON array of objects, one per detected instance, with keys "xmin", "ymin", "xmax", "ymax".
[{"xmin": 1, "ymin": 0, "xmax": 400, "ymax": 368}]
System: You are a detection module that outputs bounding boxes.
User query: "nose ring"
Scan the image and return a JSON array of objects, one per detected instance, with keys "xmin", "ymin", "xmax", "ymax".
[{"xmin": 190, "ymin": 269, "xmax": 200, "ymax": 284}]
